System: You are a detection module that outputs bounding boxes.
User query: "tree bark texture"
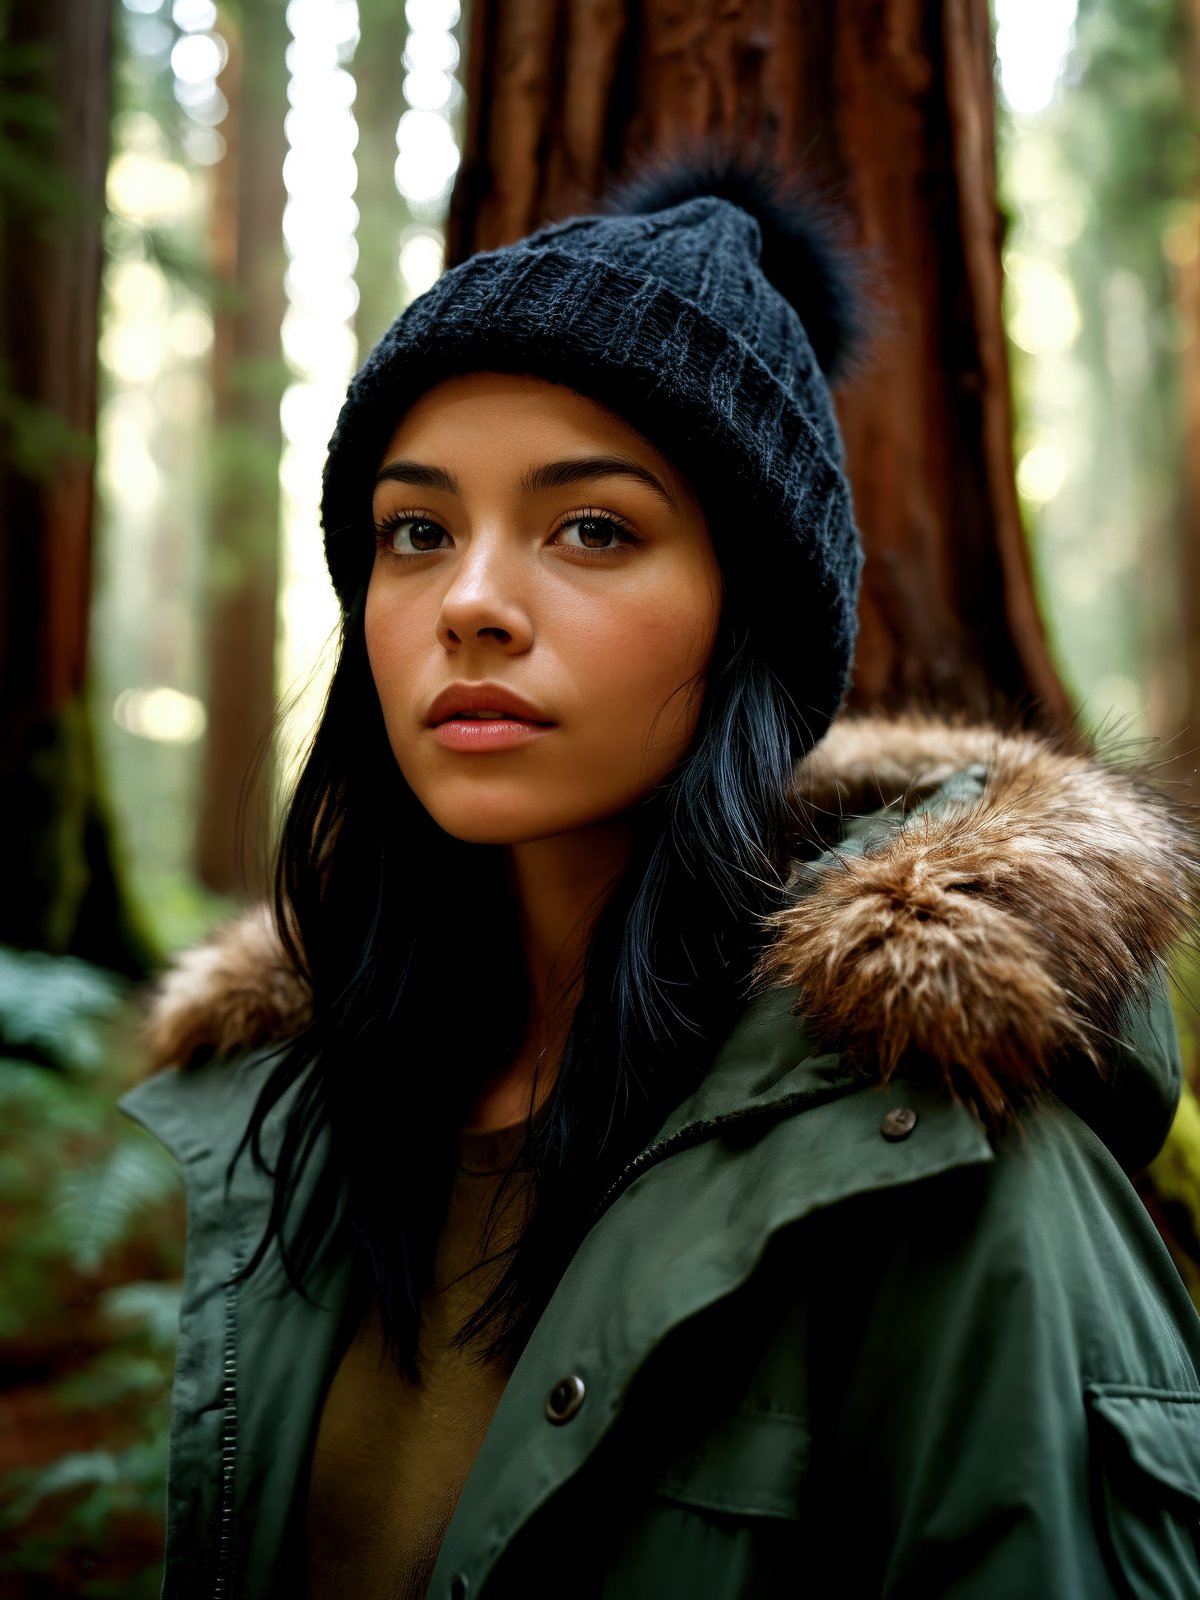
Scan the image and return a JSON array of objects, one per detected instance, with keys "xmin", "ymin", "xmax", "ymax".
[
  {"xmin": 194, "ymin": 0, "xmax": 289, "ymax": 897},
  {"xmin": 0, "ymin": 0, "xmax": 152, "ymax": 972},
  {"xmin": 447, "ymin": 0, "xmax": 1073, "ymax": 725}
]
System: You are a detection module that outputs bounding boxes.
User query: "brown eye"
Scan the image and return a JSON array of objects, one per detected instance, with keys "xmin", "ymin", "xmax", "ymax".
[
  {"xmin": 377, "ymin": 516, "xmax": 450, "ymax": 555},
  {"xmin": 556, "ymin": 516, "xmax": 631, "ymax": 551}
]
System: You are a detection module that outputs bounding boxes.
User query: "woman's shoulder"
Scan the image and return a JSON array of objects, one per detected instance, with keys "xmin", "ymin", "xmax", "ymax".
[
  {"xmin": 140, "ymin": 902, "xmax": 311, "ymax": 1076},
  {"xmin": 118, "ymin": 902, "xmax": 306, "ymax": 1169},
  {"xmin": 749, "ymin": 713, "xmax": 1200, "ymax": 1405},
  {"xmin": 761, "ymin": 710, "xmax": 1194, "ymax": 1172}
]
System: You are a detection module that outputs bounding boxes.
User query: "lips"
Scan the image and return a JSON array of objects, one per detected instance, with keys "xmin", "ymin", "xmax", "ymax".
[{"xmin": 425, "ymin": 682, "xmax": 554, "ymax": 727}]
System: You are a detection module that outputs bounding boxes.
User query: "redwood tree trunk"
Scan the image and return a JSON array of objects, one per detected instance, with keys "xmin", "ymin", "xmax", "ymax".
[
  {"xmin": 0, "ymin": 0, "xmax": 151, "ymax": 972},
  {"xmin": 447, "ymin": 0, "xmax": 1072, "ymax": 727},
  {"xmin": 194, "ymin": 0, "xmax": 288, "ymax": 896}
]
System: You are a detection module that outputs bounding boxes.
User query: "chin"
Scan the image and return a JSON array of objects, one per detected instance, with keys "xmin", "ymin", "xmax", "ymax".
[
  {"xmin": 419, "ymin": 789, "xmax": 640, "ymax": 846},
  {"xmin": 402, "ymin": 762, "xmax": 644, "ymax": 847},
  {"xmin": 429, "ymin": 811, "xmax": 576, "ymax": 847},
  {"xmin": 414, "ymin": 789, "xmax": 582, "ymax": 847}
]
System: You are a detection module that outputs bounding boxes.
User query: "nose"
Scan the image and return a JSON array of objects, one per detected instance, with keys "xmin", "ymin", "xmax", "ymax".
[{"xmin": 435, "ymin": 532, "xmax": 533, "ymax": 655}]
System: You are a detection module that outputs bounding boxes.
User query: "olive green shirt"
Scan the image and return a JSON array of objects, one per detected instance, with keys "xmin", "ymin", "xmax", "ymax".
[{"xmin": 305, "ymin": 1121, "xmax": 530, "ymax": 1600}]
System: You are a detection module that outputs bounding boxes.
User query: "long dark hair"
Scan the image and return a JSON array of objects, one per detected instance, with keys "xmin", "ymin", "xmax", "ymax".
[{"xmin": 232, "ymin": 499, "xmax": 816, "ymax": 1377}]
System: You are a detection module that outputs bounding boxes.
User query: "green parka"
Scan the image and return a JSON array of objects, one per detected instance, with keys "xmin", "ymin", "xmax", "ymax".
[{"xmin": 121, "ymin": 717, "xmax": 1200, "ymax": 1599}]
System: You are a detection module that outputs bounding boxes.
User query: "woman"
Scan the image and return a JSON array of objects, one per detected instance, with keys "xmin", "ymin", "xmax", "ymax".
[{"xmin": 123, "ymin": 159, "xmax": 1200, "ymax": 1599}]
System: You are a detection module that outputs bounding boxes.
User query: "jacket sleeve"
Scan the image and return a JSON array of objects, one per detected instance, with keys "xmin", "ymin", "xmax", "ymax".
[{"xmin": 803, "ymin": 1096, "xmax": 1200, "ymax": 1600}]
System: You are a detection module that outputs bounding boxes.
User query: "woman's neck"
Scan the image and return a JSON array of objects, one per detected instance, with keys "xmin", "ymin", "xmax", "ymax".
[{"xmin": 463, "ymin": 819, "xmax": 632, "ymax": 1131}]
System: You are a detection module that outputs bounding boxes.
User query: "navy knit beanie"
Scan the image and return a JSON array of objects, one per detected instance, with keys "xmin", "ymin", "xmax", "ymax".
[{"xmin": 320, "ymin": 156, "xmax": 863, "ymax": 753}]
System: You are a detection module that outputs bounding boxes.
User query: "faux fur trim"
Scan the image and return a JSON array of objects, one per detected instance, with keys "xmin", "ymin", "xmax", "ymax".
[
  {"xmin": 140, "ymin": 902, "xmax": 311, "ymax": 1073},
  {"xmin": 790, "ymin": 714, "xmax": 1028, "ymax": 819},
  {"xmin": 141, "ymin": 714, "xmax": 1199, "ymax": 1128},
  {"xmin": 761, "ymin": 714, "xmax": 1199, "ymax": 1123}
]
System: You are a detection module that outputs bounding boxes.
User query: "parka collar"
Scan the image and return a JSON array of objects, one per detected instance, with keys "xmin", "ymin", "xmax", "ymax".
[{"xmin": 127, "ymin": 711, "xmax": 1198, "ymax": 1172}]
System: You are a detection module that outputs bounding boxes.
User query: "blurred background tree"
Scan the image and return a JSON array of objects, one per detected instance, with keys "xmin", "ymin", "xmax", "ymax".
[
  {"xmin": 4, "ymin": 0, "xmax": 1200, "ymax": 1593},
  {"xmin": 1000, "ymin": 0, "xmax": 1195, "ymax": 751},
  {"xmin": 191, "ymin": 0, "xmax": 289, "ymax": 898},
  {"xmin": 0, "ymin": 0, "xmax": 153, "ymax": 976}
]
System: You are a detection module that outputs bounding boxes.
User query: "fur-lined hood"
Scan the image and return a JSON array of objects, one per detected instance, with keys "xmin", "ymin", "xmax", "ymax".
[{"xmin": 142, "ymin": 713, "xmax": 1198, "ymax": 1152}]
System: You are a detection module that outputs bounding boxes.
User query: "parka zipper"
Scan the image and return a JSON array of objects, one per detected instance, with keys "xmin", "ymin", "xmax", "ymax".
[
  {"xmin": 212, "ymin": 1225, "xmax": 249, "ymax": 1600},
  {"xmin": 588, "ymin": 1081, "xmax": 852, "ymax": 1224},
  {"xmin": 196, "ymin": 1082, "xmax": 849, "ymax": 1594},
  {"xmin": 213, "ymin": 1274, "xmax": 239, "ymax": 1600}
]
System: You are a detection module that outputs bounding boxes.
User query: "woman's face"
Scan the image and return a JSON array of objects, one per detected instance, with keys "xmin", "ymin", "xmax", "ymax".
[{"xmin": 365, "ymin": 371, "xmax": 722, "ymax": 845}]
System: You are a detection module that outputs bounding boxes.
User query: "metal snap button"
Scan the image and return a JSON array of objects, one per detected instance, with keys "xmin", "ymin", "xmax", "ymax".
[
  {"xmin": 881, "ymin": 1106, "xmax": 918, "ymax": 1141},
  {"xmin": 545, "ymin": 1374, "xmax": 586, "ymax": 1424}
]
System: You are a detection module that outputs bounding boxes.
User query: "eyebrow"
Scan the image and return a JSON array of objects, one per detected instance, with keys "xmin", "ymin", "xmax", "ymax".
[{"xmin": 373, "ymin": 453, "xmax": 678, "ymax": 512}]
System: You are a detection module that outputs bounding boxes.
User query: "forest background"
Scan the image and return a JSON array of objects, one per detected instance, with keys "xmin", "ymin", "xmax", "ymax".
[{"xmin": 3, "ymin": 0, "xmax": 1200, "ymax": 1593}]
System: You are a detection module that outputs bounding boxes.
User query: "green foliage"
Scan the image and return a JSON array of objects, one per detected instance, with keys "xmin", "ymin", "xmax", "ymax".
[
  {"xmin": 0, "ymin": 1279, "xmax": 179, "ymax": 1595},
  {"xmin": 0, "ymin": 947, "xmax": 182, "ymax": 1593},
  {"xmin": 57, "ymin": 1140, "xmax": 181, "ymax": 1277},
  {"xmin": 1150, "ymin": 1080, "xmax": 1200, "ymax": 1303},
  {"xmin": 0, "ymin": 946, "xmax": 124, "ymax": 1069}
]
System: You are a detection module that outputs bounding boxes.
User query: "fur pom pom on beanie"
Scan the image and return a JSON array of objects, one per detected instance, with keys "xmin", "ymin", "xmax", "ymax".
[{"xmin": 320, "ymin": 153, "xmax": 864, "ymax": 754}]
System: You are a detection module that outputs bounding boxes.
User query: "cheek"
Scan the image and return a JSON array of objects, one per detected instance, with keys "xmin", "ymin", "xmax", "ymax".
[
  {"xmin": 364, "ymin": 580, "xmax": 429, "ymax": 728},
  {"xmin": 566, "ymin": 578, "xmax": 719, "ymax": 763},
  {"xmin": 593, "ymin": 602, "xmax": 709, "ymax": 695},
  {"xmin": 360, "ymin": 553, "xmax": 720, "ymax": 844}
]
